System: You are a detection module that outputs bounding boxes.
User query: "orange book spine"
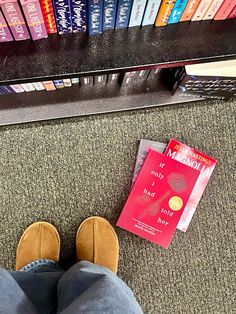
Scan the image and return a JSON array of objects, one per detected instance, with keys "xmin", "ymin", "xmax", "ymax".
[
  {"xmin": 203, "ymin": 0, "xmax": 224, "ymax": 20},
  {"xmin": 214, "ymin": 0, "xmax": 236, "ymax": 20},
  {"xmin": 191, "ymin": 0, "xmax": 213, "ymax": 21},
  {"xmin": 155, "ymin": 0, "xmax": 177, "ymax": 26},
  {"xmin": 180, "ymin": 0, "xmax": 201, "ymax": 21}
]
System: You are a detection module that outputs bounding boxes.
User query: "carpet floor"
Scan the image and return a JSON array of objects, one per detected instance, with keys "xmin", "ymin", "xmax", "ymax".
[{"xmin": 0, "ymin": 99, "xmax": 235, "ymax": 313}]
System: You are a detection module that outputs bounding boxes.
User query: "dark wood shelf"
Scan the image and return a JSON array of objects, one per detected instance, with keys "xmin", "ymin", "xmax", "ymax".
[
  {"xmin": 0, "ymin": 20, "xmax": 236, "ymax": 84},
  {"xmin": 0, "ymin": 78, "xmax": 202, "ymax": 125}
]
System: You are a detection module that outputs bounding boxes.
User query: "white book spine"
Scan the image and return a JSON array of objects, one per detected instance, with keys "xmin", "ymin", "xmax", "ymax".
[
  {"xmin": 32, "ymin": 82, "xmax": 45, "ymax": 91},
  {"xmin": 20, "ymin": 83, "xmax": 35, "ymax": 92},
  {"xmin": 192, "ymin": 0, "xmax": 213, "ymax": 21},
  {"xmin": 202, "ymin": 0, "xmax": 224, "ymax": 20},
  {"xmin": 129, "ymin": 0, "xmax": 148, "ymax": 27},
  {"xmin": 142, "ymin": 0, "xmax": 162, "ymax": 26},
  {"xmin": 63, "ymin": 79, "xmax": 72, "ymax": 87},
  {"xmin": 10, "ymin": 84, "xmax": 25, "ymax": 93}
]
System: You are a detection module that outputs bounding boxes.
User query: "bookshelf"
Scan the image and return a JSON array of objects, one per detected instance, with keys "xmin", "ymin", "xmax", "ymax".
[{"xmin": 0, "ymin": 20, "xmax": 235, "ymax": 125}]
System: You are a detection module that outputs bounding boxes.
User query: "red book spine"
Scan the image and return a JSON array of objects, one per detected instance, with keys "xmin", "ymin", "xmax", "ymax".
[
  {"xmin": 39, "ymin": 0, "xmax": 57, "ymax": 34},
  {"xmin": 214, "ymin": 0, "xmax": 236, "ymax": 20},
  {"xmin": 227, "ymin": 4, "xmax": 236, "ymax": 18}
]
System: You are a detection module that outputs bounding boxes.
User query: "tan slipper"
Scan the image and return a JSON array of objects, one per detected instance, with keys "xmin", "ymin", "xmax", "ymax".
[
  {"xmin": 16, "ymin": 221, "xmax": 60, "ymax": 271},
  {"xmin": 76, "ymin": 216, "xmax": 119, "ymax": 273}
]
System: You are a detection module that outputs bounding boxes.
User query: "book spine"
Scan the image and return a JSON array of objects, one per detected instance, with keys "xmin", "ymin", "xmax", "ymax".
[
  {"xmin": 103, "ymin": 0, "xmax": 117, "ymax": 30},
  {"xmin": 20, "ymin": 0, "xmax": 48, "ymax": 40},
  {"xmin": 71, "ymin": 77, "xmax": 80, "ymax": 84},
  {"xmin": 80, "ymin": 76, "xmax": 94, "ymax": 85},
  {"xmin": 94, "ymin": 74, "xmax": 107, "ymax": 84},
  {"xmin": 87, "ymin": 0, "xmax": 103, "ymax": 34},
  {"xmin": 20, "ymin": 83, "xmax": 36, "ymax": 91},
  {"xmin": 129, "ymin": 0, "xmax": 147, "ymax": 27},
  {"xmin": 0, "ymin": 0, "xmax": 30, "ymax": 40},
  {"xmin": 214, "ymin": 0, "xmax": 235, "ymax": 20},
  {"xmin": 142, "ymin": 0, "xmax": 162, "ymax": 26},
  {"xmin": 0, "ymin": 8, "xmax": 13, "ymax": 41},
  {"xmin": 115, "ymin": 0, "xmax": 133, "ymax": 28},
  {"xmin": 168, "ymin": 0, "xmax": 188, "ymax": 23},
  {"xmin": 191, "ymin": 0, "xmax": 213, "ymax": 21},
  {"xmin": 70, "ymin": 0, "xmax": 87, "ymax": 32},
  {"xmin": 227, "ymin": 4, "xmax": 236, "ymax": 18},
  {"xmin": 155, "ymin": 0, "xmax": 176, "ymax": 26},
  {"xmin": 39, "ymin": 0, "xmax": 57, "ymax": 34},
  {"xmin": 63, "ymin": 78, "xmax": 72, "ymax": 86},
  {"xmin": 1, "ymin": 85, "xmax": 15, "ymax": 93},
  {"xmin": 32, "ymin": 81, "xmax": 45, "ymax": 90},
  {"xmin": 180, "ymin": 0, "xmax": 201, "ymax": 21},
  {"xmin": 53, "ymin": 79, "xmax": 65, "ymax": 88},
  {"xmin": 42, "ymin": 80, "xmax": 56, "ymax": 90},
  {"xmin": 202, "ymin": 0, "xmax": 224, "ymax": 20},
  {"xmin": 10, "ymin": 84, "xmax": 25, "ymax": 92},
  {"xmin": 52, "ymin": 0, "xmax": 72, "ymax": 33}
]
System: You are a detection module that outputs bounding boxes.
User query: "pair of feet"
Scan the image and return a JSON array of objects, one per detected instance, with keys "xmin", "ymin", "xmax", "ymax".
[{"xmin": 16, "ymin": 216, "xmax": 119, "ymax": 273}]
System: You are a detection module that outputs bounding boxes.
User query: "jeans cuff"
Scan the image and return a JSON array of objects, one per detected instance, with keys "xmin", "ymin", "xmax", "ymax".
[{"xmin": 20, "ymin": 259, "xmax": 62, "ymax": 272}]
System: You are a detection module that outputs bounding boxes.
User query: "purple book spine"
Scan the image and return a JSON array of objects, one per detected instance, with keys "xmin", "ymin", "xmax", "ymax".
[
  {"xmin": 0, "ymin": 9, "xmax": 13, "ymax": 41},
  {"xmin": 20, "ymin": 0, "xmax": 48, "ymax": 40},
  {"xmin": 0, "ymin": 0, "xmax": 30, "ymax": 40}
]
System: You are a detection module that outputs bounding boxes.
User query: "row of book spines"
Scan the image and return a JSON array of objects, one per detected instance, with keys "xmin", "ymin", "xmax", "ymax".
[
  {"xmin": 0, "ymin": 69, "xmax": 160, "ymax": 95},
  {"xmin": 1, "ymin": 0, "xmax": 235, "ymax": 43},
  {"xmin": 156, "ymin": 0, "xmax": 236, "ymax": 26}
]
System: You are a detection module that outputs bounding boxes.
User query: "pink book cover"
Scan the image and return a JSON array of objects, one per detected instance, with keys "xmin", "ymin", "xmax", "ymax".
[
  {"xmin": 0, "ymin": 0, "xmax": 30, "ymax": 40},
  {"xmin": 191, "ymin": 0, "xmax": 213, "ymax": 21},
  {"xmin": 117, "ymin": 150, "xmax": 200, "ymax": 249},
  {"xmin": 0, "ymin": 8, "xmax": 13, "ymax": 41},
  {"xmin": 203, "ymin": 0, "xmax": 224, "ymax": 19},
  {"xmin": 165, "ymin": 139, "xmax": 217, "ymax": 232},
  {"xmin": 214, "ymin": 0, "xmax": 236, "ymax": 20},
  {"xmin": 20, "ymin": 0, "xmax": 47, "ymax": 40},
  {"xmin": 227, "ymin": 4, "xmax": 236, "ymax": 18}
]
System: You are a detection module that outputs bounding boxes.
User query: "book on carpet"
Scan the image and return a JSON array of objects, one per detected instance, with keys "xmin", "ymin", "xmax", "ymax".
[{"xmin": 117, "ymin": 149, "xmax": 200, "ymax": 248}]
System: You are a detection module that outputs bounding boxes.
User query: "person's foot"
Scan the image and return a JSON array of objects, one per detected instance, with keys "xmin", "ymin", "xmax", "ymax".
[
  {"xmin": 16, "ymin": 221, "xmax": 60, "ymax": 270},
  {"xmin": 76, "ymin": 216, "xmax": 119, "ymax": 273}
]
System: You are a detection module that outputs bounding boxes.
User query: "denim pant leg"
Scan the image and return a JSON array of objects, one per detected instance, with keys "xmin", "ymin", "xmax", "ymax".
[
  {"xmin": 0, "ymin": 261, "xmax": 64, "ymax": 314},
  {"xmin": 57, "ymin": 261, "xmax": 143, "ymax": 314}
]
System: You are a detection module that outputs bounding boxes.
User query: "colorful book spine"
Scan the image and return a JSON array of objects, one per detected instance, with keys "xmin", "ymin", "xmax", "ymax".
[
  {"xmin": 180, "ymin": 0, "xmax": 201, "ymax": 21},
  {"xmin": 168, "ymin": 0, "xmax": 189, "ymax": 23},
  {"xmin": 53, "ymin": 0, "xmax": 72, "ymax": 33},
  {"xmin": 0, "ymin": 0, "xmax": 30, "ymax": 40},
  {"xmin": 155, "ymin": 0, "xmax": 177, "ymax": 26},
  {"xmin": 54, "ymin": 79, "xmax": 64, "ymax": 88},
  {"xmin": 191, "ymin": 0, "xmax": 213, "ymax": 21},
  {"xmin": 129, "ymin": 0, "xmax": 147, "ymax": 27},
  {"xmin": 202, "ymin": 0, "xmax": 224, "ymax": 20},
  {"xmin": 103, "ymin": 0, "xmax": 117, "ymax": 30},
  {"xmin": 88, "ymin": 0, "xmax": 103, "ymax": 34},
  {"xmin": 0, "ymin": 8, "xmax": 13, "ymax": 42},
  {"xmin": 214, "ymin": 0, "xmax": 235, "ymax": 20},
  {"xmin": 227, "ymin": 4, "xmax": 236, "ymax": 18},
  {"xmin": 42, "ymin": 80, "xmax": 56, "ymax": 90},
  {"xmin": 70, "ymin": 0, "xmax": 87, "ymax": 32},
  {"xmin": 115, "ymin": 0, "xmax": 133, "ymax": 28},
  {"xmin": 142, "ymin": 0, "xmax": 162, "ymax": 26},
  {"xmin": 20, "ymin": 0, "xmax": 48, "ymax": 40},
  {"xmin": 39, "ymin": 0, "xmax": 57, "ymax": 34},
  {"xmin": 0, "ymin": 85, "xmax": 15, "ymax": 93}
]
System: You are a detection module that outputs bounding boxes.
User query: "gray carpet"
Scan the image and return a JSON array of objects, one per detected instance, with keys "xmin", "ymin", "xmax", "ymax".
[{"xmin": 0, "ymin": 100, "xmax": 235, "ymax": 313}]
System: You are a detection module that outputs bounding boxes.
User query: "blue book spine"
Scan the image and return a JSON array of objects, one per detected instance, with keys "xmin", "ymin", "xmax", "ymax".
[
  {"xmin": 129, "ymin": 0, "xmax": 147, "ymax": 27},
  {"xmin": 88, "ymin": 0, "xmax": 104, "ymax": 35},
  {"xmin": 142, "ymin": 0, "xmax": 162, "ymax": 26},
  {"xmin": 168, "ymin": 0, "xmax": 188, "ymax": 24},
  {"xmin": 0, "ymin": 87, "xmax": 6, "ymax": 95},
  {"xmin": 103, "ymin": 0, "xmax": 118, "ymax": 30},
  {"xmin": 53, "ymin": 0, "xmax": 72, "ymax": 34},
  {"xmin": 115, "ymin": 0, "xmax": 133, "ymax": 29},
  {"xmin": 70, "ymin": 0, "xmax": 87, "ymax": 32},
  {"xmin": 1, "ymin": 85, "xmax": 15, "ymax": 94}
]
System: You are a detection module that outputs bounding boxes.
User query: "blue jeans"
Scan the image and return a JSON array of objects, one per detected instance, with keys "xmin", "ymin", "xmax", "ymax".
[{"xmin": 0, "ymin": 261, "xmax": 143, "ymax": 314}]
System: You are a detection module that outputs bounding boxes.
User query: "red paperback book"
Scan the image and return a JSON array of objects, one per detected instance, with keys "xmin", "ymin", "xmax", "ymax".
[
  {"xmin": 165, "ymin": 139, "xmax": 217, "ymax": 232},
  {"xmin": 117, "ymin": 150, "xmax": 200, "ymax": 249}
]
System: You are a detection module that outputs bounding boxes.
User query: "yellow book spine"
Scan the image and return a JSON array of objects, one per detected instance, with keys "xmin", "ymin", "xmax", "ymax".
[{"xmin": 155, "ymin": 0, "xmax": 177, "ymax": 26}]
